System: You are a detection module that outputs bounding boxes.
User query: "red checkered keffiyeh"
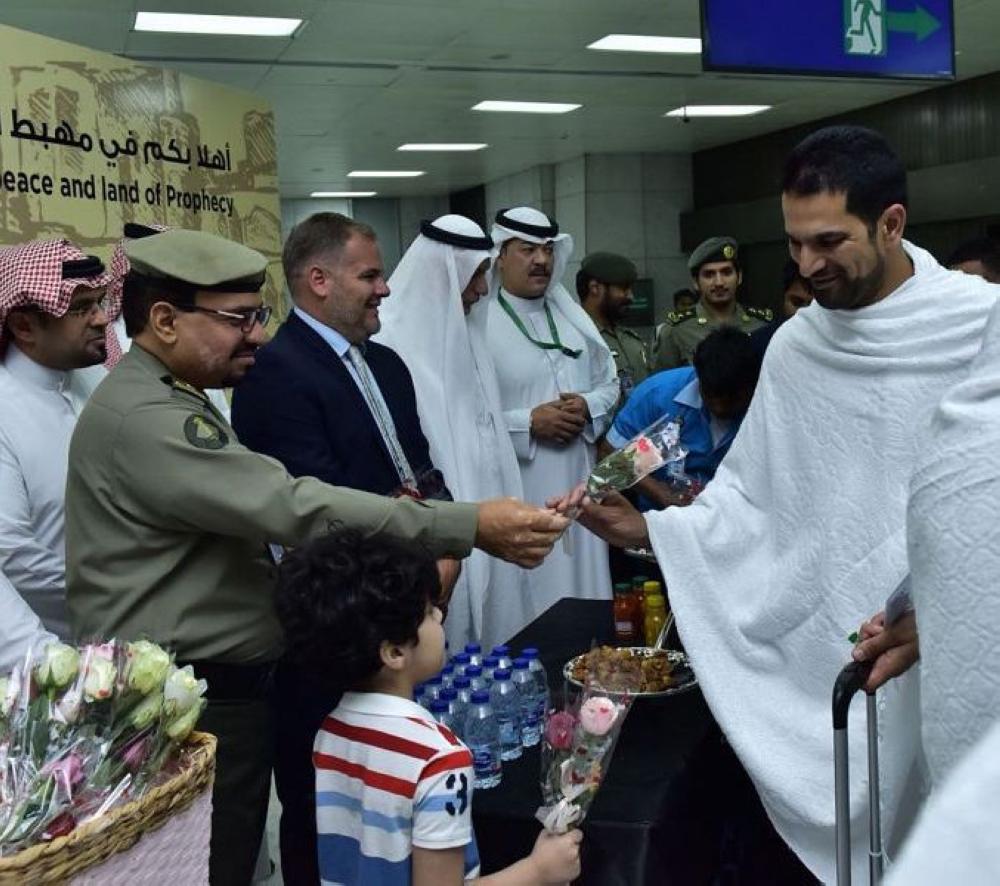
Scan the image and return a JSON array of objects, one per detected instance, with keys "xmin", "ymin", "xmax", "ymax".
[{"xmin": 0, "ymin": 240, "xmax": 114, "ymax": 348}]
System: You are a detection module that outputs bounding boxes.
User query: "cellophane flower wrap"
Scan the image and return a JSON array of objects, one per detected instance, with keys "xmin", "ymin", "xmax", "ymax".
[
  {"xmin": 586, "ymin": 416, "xmax": 689, "ymax": 500},
  {"xmin": 0, "ymin": 639, "xmax": 207, "ymax": 855},
  {"xmin": 535, "ymin": 688, "xmax": 632, "ymax": 834}
]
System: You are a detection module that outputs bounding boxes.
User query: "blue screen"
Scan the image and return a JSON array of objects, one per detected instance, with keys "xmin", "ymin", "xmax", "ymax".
[{"xmin": 702, "ymin": 0, "xmax": 954, "ymax": 80}]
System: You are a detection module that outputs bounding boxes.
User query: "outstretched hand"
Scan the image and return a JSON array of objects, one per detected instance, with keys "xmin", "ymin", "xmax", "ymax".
[{"xmin": 475, "ymin": 498, "xmax": 570, "ymax": 568}]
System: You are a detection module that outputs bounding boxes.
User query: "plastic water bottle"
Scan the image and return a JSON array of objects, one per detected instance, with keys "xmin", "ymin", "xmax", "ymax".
[
  {"xmin": 489, "ymin": 669, "xmax": 522, "ymax": 761},
  {"xmin": 424, "ymin": 675, "xmax": 444, "ymax": 702},
  {"xmin": 464, "ymin": 690, "xmax": 502, "ymax": 790},
  {"xmin": 481, "ymin": 655, "xmax": 500, "ymax": 684},
  {"xmin": 441, "ymin": 687, "xmax": 467, "ymax": 740},
  {"xmin": 465, "ymin": 665, "xmax": 488, "ymax": 694},
  {"xmin": 451, "ymin": 652, "xmax": 471, "ymax": 677},
  {"xmin": 491, "ymin": 645, "xmax": 513, "ymax": 672},
  {"xmin": 521, "ymin": 647, "xmax": 550, "ymax": 716},
  {"xmin": 439, "ymin": 664, "xmax": 455, "ymax": 689},
  {"xmin": 511, "ymin": 658, "xmax": 541, "ymax": 747},
  {"xmin": 464, "ymin": 643, "xmax": 483, "ymax": 668},
  {"xmin": 453, "ymin": 675, "xmax": 473, "ymax": 708},
  {"xmin": 430, "ymin": 699, "xmax": 458, "ymax": 734}
]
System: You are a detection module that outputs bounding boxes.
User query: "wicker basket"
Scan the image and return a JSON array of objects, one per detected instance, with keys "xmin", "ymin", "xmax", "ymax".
[{"xmin": 0, "ymin": 731, "xmax": 216, "ymax": 885}]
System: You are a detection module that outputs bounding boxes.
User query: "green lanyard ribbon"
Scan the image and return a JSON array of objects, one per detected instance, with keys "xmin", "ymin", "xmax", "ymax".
[{"xmin": 498, "ymin": 293, "xmax": 582, "ymax": 359}]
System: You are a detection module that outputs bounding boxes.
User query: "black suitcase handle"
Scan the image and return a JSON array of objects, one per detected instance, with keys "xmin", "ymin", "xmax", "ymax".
[{"xmin": 833, "ymin": 659, "xmax": 874, "ymax": 728}]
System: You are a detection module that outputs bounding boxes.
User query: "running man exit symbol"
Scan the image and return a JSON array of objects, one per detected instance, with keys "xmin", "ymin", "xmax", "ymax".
[
  {"xmin": 845, "ymin": 1, "xmax": 944, "ymax": 57},
  {"xmin": 845, "ymin": 0, "xmax": 886, "ymax": 56}
]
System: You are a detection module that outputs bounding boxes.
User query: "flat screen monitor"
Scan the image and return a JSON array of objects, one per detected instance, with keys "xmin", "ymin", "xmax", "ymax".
[{"xmin": 701, "ymin": 0, "xmax": 955, "ymax": 81}]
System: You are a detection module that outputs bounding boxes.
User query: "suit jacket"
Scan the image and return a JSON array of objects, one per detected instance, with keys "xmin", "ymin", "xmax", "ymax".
[{"xmin": 231, "ymin": 311, "xmax": 448, "ymax": 499}]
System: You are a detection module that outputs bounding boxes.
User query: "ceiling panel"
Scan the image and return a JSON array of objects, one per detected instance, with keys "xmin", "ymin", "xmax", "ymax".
[{"xmin": 0, "ymin": 0, "xmax": 995, "ymax": 198}]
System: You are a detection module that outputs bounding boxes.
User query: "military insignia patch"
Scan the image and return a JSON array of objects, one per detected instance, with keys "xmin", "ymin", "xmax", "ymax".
[
  {"xmin": 184, "ymin": 414, "xmax": 228, "ymax": 450},
  {"xmin": 723, "ymin": 244, "xmax": 735, "ymax": 260}
]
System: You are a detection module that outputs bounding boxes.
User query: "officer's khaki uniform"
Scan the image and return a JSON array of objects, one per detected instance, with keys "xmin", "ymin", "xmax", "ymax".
[
  {"xmin": 654, "ymin": 300, "xmax": 772, "ymax": 370},
  {"xmin": 65, "ymin": 344, "xmax": 477, "ymax": 885},
  {"xmin": 599, "ymin": 323, "xmax": 650, "ymax": 401}
]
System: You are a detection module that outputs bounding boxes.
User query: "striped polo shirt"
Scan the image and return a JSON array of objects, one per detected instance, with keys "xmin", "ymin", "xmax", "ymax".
[{"xmin": 314, "ymin": 690, "xmax": 480, "ymax": 885}]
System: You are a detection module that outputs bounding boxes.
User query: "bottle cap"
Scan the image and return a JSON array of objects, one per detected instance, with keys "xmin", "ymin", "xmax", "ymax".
[
  {"xmin": 513, "ymin": 658, "xmax": 529, "ymax": 669},
  {"xmin": 427, "ymin": 675, "xmax": 443, "ymax": 685},
  {"xmin": 440, "ymin": 687, "xmax": 457, "ymax": 701},
  {"xmin": 493, "ymin": 668, "xmax": 511, "ymax": 680},
  {"xmin": 465, "ymin": 665, "xmax": 483, "ymax": 677},
  {"xmin": 453, "ymin": 652, "xmax": 471, "ymax": 664},
  {"xmin": 483, "ymin": 655, "xmax": 500, "ymax": 667},
  {"xmin": 441, "ymin": 664, "xmax": 454, "ymax": 675},
  {"xmin": 453, "ymin": 676, "xmax": 471, "ymax": 688},
  {"xmin": 643, "ymin": 580, "xmax": 662, "ymax": 593},
  {"xmin": 430, "ymin": 699, "xmax": 449, "ymax": 713},
  {"xmin": 632, "ymin": 575, "xmax": 649, "ymax": 586},
  {"xmin": 492, "ymin": 645, "xmax": 510, "ymax": 656},
  {"xmin": 522, "ymin": 647, "xmax": 539, "ymax": 658},
  {"xmin": 465, "ymin": 643, "xmax": 481, "ymax": 654},
  {"xmin": 471, "ymin": 689, "xmax": 490, "ymax": 703}
]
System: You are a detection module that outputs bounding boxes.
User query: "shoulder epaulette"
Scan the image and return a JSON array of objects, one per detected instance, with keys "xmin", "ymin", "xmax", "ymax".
[
  {"xmin": 171, "ymin": 379, "xmax": 210, "ymax": 403},
  {"xmin": 746, "ymin": 306, "xmax": 773, "ymax": 322},
  {"xmin": 666, "ymin": 309, "xmax": 697, "ymax": 327}
]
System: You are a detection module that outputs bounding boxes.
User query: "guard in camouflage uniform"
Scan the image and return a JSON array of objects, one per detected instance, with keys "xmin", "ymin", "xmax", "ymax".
[
  {"xmin": 654, "ymin": 236, "xmax": 772, "ymax": 370},
  {"xmin": 64, "ymin": 228, "xmax": 566, "ymax": 886}
]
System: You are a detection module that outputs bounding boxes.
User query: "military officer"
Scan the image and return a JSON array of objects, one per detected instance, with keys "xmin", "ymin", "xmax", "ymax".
[
  {"xmin": 577, "ymin": 251, "xmax": 650, "ymax": 402},
  {"xmin": 64, "ymin": 228, "xmax": 568, "ymax": 886},
  {"xmin": 653, "ymin": 236, "xmax": 772, "ymax": 370}
]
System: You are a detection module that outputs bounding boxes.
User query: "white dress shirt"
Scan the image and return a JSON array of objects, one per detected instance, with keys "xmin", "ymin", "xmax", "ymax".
[{"xmin": 0, "ymin": 344, "xmax": 100, "ymax": 638}]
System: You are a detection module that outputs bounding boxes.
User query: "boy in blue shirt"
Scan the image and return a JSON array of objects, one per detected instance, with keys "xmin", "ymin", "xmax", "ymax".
[
  {"xmin": 275, "ymin": 531, "xmax": 581, "ymax": 886},
  {"xmin": 604, "ymin": 326, "xmax": 761, "ymax": 510}
]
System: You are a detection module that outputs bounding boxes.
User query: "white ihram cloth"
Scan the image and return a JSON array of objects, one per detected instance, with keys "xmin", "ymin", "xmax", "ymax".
[
  {"xmin": 0, "ymin": 568, "xmax": 55, "ymax": 672},
  {"xmin": 643, "ymin": 241, "xmax": 997, "ymax": 882},
  {"xmin": 884, "ymin": 717, "xmax": 1000, "ymax": 885},
  {"xmin": 375, "ymin": 215, "xmax": 528, "ymax": 648},
  {"xmin": 486, "ymin": 208, "xmax": 618, "ymax": 642},
  {"xmin": 908, "ymin": 292, "xmax": 1000, "ymax": 788}
]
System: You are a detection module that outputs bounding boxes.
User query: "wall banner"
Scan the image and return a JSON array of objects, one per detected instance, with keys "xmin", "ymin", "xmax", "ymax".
[{"xmin": 0, "ymin": 24, "xmax": 284, "ymax": 308}]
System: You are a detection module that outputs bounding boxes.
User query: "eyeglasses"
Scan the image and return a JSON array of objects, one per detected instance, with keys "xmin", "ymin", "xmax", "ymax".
[
  {"xmin": 176, "ymin": 304, "xmax": 272, "ymax": 333},
  {"xmin": 64, "ymin": 294, "xmax": 109, "ymax": 318}
]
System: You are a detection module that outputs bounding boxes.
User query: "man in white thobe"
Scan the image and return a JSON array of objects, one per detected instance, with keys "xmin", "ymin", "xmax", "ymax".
[
  {"xmin": 485, "ymin": 206, "xmax": 618, "ymax": 641},
  {"xmin": 376, "ymin": 214, "xmax": 529, "ymax": 649},
  {"xmin": 564, "ymin": 126, "xmax": 999, "ymax": 882},
  {"xmin": 0, "ymin": 241, "xmax": 114, "ymax": 638}
]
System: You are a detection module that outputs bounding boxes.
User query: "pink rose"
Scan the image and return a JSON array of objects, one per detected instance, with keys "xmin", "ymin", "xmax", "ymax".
[
  {"xmin": 42, "ymin": 751, "xmax": 86, "ymax": 793},
  {"xmin": 544, "ymin": 711, "xmax": 577, "ymax": 750},
  {"xmin": 578, "ymin": 697, "xmax": 620, "ymax": 737}
]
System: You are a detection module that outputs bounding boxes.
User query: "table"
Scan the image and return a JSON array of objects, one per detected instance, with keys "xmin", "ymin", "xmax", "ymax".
[{"xmin": 471, "ymin": 598, "xmax": 817, "ymax": 885}]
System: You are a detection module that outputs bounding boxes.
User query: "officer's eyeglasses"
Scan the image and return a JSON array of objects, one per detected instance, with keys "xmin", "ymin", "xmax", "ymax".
[
  {"xmin": 177, "ymin": 304, "xmax": 272, "ymax": 332},
  {"xmin": 64, "ymin": 294, "xmax": 109, "ymax": 318}
]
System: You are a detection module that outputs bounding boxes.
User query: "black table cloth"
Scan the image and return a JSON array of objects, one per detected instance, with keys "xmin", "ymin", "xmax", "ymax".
[{"xmin": 470, "ymin": 598, "xmax": 817, "ymax": 885}]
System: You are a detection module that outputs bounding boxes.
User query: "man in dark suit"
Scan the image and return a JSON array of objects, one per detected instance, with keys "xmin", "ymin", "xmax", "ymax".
[{"xmin": 231, "ymin": 212, "xmax": 457, "ymax": 884}]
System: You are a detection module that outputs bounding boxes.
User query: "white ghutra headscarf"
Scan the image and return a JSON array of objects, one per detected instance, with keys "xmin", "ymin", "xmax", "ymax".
[{"xmin": 375, "ymin": 215, "xmax": 525, "ymax": 643}]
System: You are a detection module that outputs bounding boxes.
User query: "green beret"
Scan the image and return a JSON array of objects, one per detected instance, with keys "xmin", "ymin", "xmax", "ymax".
[
  {"xmin": 688, "ymin": 236, "xmax": 739, "ymax": 274},
  {"xmin": 125, "ymin": 229, "xmax": 267, "ymax": 292},
  {"xmin": 581, "ymin": 251, "xmax": 638, "ymax": 286}
]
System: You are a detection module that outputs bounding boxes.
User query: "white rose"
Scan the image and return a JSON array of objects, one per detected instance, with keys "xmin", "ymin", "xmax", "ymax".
[
  {"xmin": 34, "ymin": 643, "xmax": 80, "ymax": 692},
  {"xmin": 163, "ymin": 665, "xmax": 207, "ymax": 718},
  {"xmin": 83, "ymin": 656, "xmax": 116, "ymax": 702}
]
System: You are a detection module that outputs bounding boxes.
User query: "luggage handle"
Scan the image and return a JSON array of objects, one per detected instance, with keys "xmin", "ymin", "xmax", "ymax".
[{"xmin": 833, "ymin": 659, "xmax": 882, "ymax": 886}]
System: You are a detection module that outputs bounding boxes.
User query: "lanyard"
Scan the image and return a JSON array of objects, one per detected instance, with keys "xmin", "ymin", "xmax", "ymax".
[{"xmin": 498, "ymin": 294, "xmax": 582, "ymax": 359}]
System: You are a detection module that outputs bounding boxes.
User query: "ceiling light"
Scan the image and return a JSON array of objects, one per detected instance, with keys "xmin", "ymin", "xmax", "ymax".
[
  {"xmin": 472, "ymin": 101, "xmax": 581, "ymax": 115},
  {"xmin": 665, "ymin": 105, "xmax": 771, "ymax": 118},
  {"xmin": 347, "ymin": 170, "xmax": 425, "ymax": 178},
  {"xmin": 310, "ymin": 191, "xmax": 377, "ymax": 198},
  {"xmin": 134, "ymin": 12, "xmax": 302, "ymax": 37},
  {"xmin": 397, "ymin": 143, "xmax": 488, "ymax": 152},
  {"xmin": 588, "ymin": 35, "xmax": 702, "ymax": 54}
]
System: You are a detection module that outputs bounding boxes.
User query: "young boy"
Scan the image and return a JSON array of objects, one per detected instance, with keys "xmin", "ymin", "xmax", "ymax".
[{"xmin": 276, "ymin": 531, "xmax": 582, "ymax": 886}]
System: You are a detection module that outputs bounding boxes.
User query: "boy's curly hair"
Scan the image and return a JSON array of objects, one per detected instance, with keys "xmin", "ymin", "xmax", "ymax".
[{"xmin": 275, "ymin": 531, "xmax": 440, "ymax": 686}]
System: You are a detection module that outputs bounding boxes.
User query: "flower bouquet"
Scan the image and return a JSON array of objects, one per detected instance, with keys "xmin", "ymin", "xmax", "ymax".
[
  {"xmin": 586, "ymin": 415, "xmax": 688, "ymax": 501},
  {"xmin": 0, "ymin": 639, "xmax": 207, "ymax": 855},
  {"xmin": 535, "ymin": 689, "xmax": 632, "ymax": 834}
]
